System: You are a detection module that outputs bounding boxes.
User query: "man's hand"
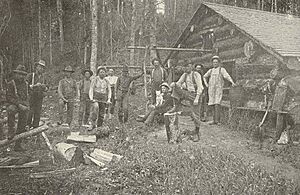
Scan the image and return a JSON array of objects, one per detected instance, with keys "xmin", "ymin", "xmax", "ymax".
[
  {"xmin": 232, "ymin": 83, "xmax": 236, "ymax": 87},
  {"xmin": 193, "ymin": 99, "xmax": 199, "ymax": 106},
  {"xmin": 18, "ymin": 104, "xmax": 29, "ymax": 111},
  {"xmin": 107, "ymin": 99, "xmax": 112, "ymax": 104}
]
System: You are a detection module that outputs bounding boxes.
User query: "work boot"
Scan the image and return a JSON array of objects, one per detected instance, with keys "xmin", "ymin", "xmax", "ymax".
[{"xmin": 193, "ymin": 127, "xmax": 200, "ymax": 142}]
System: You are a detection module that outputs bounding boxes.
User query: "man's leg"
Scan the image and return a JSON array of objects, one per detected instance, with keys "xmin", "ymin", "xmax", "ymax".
[
  {"xmin": 7, "ymin": 105, "xmax": 18, "ymax": 140},
  {"xmin": 118, "ymin": 95, "xmax": 124, "ymax": 123},
  {"xmin": 66, "ymin": 102, "xmax": 74, "ymax": 127},
  {"xmin": 84, "ymin": 97, "xmax": 91, "ymax": 125},
  {"xmin": 58, "ymin": 99, "xmax": 65, "ymax": 124},
  {"xmin": 123, "ymin": 93, "xmax": 129, "ymax": 123},
  {"xmin": 14, "ymin": 109, "xmax": 28, "ymax": 151},
  {"xmin": 215, "ymin": 104, "xmax": 221, "ymax": 124},
  {"xmin": 32, "ymin": 96, "xmax": 43, "ymax": 128},
  {"xmin": 190, "ymin": 101, "xmax": 201, "ymax": 142},
  {"xmin": 110, "ymin": 87, "xmax": 115, "ymax": 115},
  {"xmin": 90, "ymin": 102, "xmax": 99, "ymax": 128},
  {"xmin": 27, "ymin": 97, "xmax": 34, "ymax": 127},
  {"xmin": 144, "ymin": 110, "xmax": 158, "ymax": 126},
  {"xmin": 151, "ymin": 86, "xmax": 156, "ymax": 105},
  {"xmin": 97, "ymin": 102, "xmax": 106, "ymax": 127}
]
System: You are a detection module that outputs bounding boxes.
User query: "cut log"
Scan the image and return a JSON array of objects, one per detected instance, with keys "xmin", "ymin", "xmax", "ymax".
[
  {"xmin": 90, "ymin": 149, "xmax": 122, "ymax": 164},
  {"xmin": 30, "ymin": 168, "xmax": 76, "ymax": 179},
  {"xmin": 0, "ymin": 160, "xmax": 39, "ymax": 169},
  {"xmin": 55, "ymin": 143, "xmax": 84, "ymax": 165},
  {"xmin": 164, "ymin": 112, "xmax": 182, "ymax": 143},
  {"xmin": 0, "ymin": 125, "xmax": 49, "ymax": 148},
  {"xmin": 67, "ymin": 132, "xmax": 97, "ymax": 143}
]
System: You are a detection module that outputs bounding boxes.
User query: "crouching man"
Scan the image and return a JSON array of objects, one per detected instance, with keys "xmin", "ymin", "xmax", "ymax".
[
  {"xmin": 137, "ymin": 82, "xmax": 173, "ymax": 126},
  {"xmin": 6, "ymin": 65, "xmax": 30, "ymax": 151},
  {"xmin": 169, "ymin": 62, "xmax": 204, "ymax": 142}
]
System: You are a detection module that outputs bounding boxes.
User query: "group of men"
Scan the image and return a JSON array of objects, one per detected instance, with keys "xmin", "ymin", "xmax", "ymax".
[
  {"xmin": 5, "ymin": 54, "xmax": 235, "ymax": 151},
  {"xmin": 137, "ymin": 55, "xmax": 235, "ymax": 142}
]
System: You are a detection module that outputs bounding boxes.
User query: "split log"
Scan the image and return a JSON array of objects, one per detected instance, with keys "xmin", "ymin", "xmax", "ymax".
[
  {"xmin": 84, "ymin": 154, "xmax": 105, "ymax": 167},
  {"xmin": 164, "ymin": 112, "xmax": 182, "ymax": 143},
  {"xmin": 90, "ymin": 149, "xmax": 122, "ymax": 164},
  {"xmin": 0, "ymin": 160, "xmax": 39, "ymax": 169},
  {"xmin": 67, "ymin": 132, "xmax": 97, "ymax": 143},
  {"xmin": 41, "ymin": 132, "xmax": 55, "ymax": 164},
  {"xmin": 30, "ymin": 168, "xmax": 76, "ymax": 179},
  {"xmin": 55, "ymin": 143, "xmax": 84, "ymax": 165},
  {"xmin": 0, "ymin": 125, "xmax": 49, "ymax": 148}
]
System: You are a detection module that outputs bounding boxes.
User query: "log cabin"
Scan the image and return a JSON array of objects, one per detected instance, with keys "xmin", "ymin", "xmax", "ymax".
[{"xmin": 165, "ymin": 2, "xmax": 300, "ymax": 141}]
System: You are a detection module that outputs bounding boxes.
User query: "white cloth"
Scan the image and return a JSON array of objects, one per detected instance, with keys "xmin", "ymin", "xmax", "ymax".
[
  {"xmin": 204, "ymin": 67, "xmax": 234, "ymax": 105},
  {"xmin": 185, "ymin": 73, "xmax": 196, "ymax": 92},
  {"xmin": 105, "ymin": 76, "xmax": 118, "ymax": 86}
]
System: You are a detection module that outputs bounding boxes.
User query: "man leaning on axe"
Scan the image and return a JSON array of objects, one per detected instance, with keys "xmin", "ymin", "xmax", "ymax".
[{"xmin": 27, "ymin": 60, "xmax": 48, "ymax": 129}]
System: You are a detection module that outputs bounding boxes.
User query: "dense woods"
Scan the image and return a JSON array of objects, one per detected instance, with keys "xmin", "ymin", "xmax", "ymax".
[{"xmin": 0, "ymin": 0, "xmax": 299, "ymax": 78}]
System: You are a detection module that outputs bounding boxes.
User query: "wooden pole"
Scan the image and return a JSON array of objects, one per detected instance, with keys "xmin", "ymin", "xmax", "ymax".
[
  {"xmin": 127, "ymin": 46, "xmax": 212, "ymax": 52},
  {"xmin": 38, "ymin": 0, "xmax": 42, "ymax": 59},
  {"xmin": 0, "ymin": 125, "xmax": 49, "ymax": 148},
  {"xmin": 49, "ymin": 0, "xmax": 53, "ymax": 66}
]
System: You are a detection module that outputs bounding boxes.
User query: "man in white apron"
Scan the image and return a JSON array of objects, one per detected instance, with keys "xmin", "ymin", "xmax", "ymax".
[{"xmin": 204, "ymin": 56, "xmax": 235, "ymax": 125}]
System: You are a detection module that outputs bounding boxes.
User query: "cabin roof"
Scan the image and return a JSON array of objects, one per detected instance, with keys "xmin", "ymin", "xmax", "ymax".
[{"xmin": 203, "ymin": 2, "xmax": 300, "ymax": 57}]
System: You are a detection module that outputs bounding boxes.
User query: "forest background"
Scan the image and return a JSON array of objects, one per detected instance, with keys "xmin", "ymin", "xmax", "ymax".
[{"xmin": 0, "ymin": 0, "xmax": 299, "ymax": 84}]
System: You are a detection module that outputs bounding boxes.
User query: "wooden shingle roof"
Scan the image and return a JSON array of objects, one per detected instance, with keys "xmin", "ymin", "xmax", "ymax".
[{"xmin": 204, "ymin": 2, "xmax": 300, "ymax": 57}]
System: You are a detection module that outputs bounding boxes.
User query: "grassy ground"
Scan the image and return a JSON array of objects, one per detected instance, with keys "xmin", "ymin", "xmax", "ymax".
[{"xmin": 0, "ymin": 88, "xmax": 300, "ymax": 194}]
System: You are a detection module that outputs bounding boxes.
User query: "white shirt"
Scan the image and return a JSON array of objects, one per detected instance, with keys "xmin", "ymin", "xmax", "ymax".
[{"xmin": 105, "ymin": 76, "xmax": 118, "ymax": 87}]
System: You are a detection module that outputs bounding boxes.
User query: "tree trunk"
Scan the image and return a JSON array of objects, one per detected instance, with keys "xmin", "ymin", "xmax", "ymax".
[
  {"xmin": 101, "ymin": 0, "xmax": 105, "ymax": 59},
  {"xmin": 147, "ymin": 0, "xmax": 157, "ymax": 60},
  {"xmin": 49, "ymin": 0, "xmax": 52, "ymax": 66},
  {"xmin": 274, "ymin": 0, "xmax": 277, "ymax": 13},
  {"xmin": 83, "ymin": 0, "xmax": 88, "ymax": 67},
  {"xmin": 90, "ymin": 0, "xmax": 98, "ymax": 74},
  {"xmin": 129, "ymin": 0, "xmax": 136, "ymax": 67},
  {"xmin": 110, "ymin": 15, "xmax": 113, "ymax": 61},
  {"xmin": 257, "ymin": 0, "xmax": 260, "ymax": 10},
  {"xmin": 38, "ymin": 0, "xmax": 42, "ymax": 59},
  {"xmin": 57, "ymin": 0, "xmax": 64, "ymax": 53},
  {"xmin": 173, "ymin": 0, "xmax": 177, "ymax": 21},
  {"xmin": 261, "ymin": 0, "xmax": 264, "ymax": 10}
]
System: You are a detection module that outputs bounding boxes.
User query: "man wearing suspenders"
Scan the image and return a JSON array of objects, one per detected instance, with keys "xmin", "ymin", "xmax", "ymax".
[
  {"xmin": 169, "ymin": 62, "xmax": 204, "ymax": 142},
  {"xmin": 150, "ymin": 58, "xmax": 168, "ymax": 105},
  {"xmin": 27, "ymin": 60, "xmax": 48, "ymax": 128}
]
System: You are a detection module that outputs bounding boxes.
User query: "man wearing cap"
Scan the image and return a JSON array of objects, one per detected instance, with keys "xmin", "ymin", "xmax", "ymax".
[
  {"xmin": 27, "ymin": 60, "xmax": 48, "ymax": 128},
  {"xmin": 105, "ymin": 68, "xmax": 118, "ymax": 119},
  {"xmin": 6, "ymin": 65, "xmax": 29, "ymax": 151},
  {"xmin": 169, "ymin": 62, "xmax": 204, "ymax": 142},
  {"xmin": 58, "ymin": 66, "xmax": 78, "ymax": 127},
  {"xmin": 137, "ymin": 82, "xmax": 173, "ymax": 126},
  {"xmin": 78, "ymin": 69, "xmax": 93, "ymax": 126},
  {"xmin": 150, "ymin": 58, "xmax": 168, "ymax": 105},
  {"xmin": 204, "ymin": 56, "xmax": 235, "ymax": 125},
  {"xmin": 115, "ymin": 65, "xmax": 143, "ymax": 123},
  {"xmin": 89, "ymin": 66, "xmax": 111, "ymax": 128}
]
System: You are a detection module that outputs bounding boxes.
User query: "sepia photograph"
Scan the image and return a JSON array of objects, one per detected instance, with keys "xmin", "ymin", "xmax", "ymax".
[{"xmin": 0, "ymin": 0, "xmax": 300, "ymax": 194}]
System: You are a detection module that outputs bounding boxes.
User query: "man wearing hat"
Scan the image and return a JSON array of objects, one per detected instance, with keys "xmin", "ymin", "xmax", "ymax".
[
  {"xmin": 115, "ymin": 65, "xmax": 143, "ymax": 123},
  {"xmin": 105, "ymin": 68, "xmax": 118, "ymax": 119},
  {"xmin": 78, "ymin": 69, "xmax": 93, "ymax": 126},
  {"xmin": 137, "ymin": 82, "xmax": 173, "ymax": 126},
  {"xmin": 58, "ymin": 66, "xmax": 78, "ymax": 127},
  {"xmin": 89, "ymin": 66, "xmax": 111, "ymax": 128},
  {"xmin": 150, "ymin": 58, "xmax": 168, "ymax": 106},
  {"xmin": 27, "ymin": 60, "xmax": 48, "ymax": 128},
  {"xmin": 6, "ymin": 65, "xmax": 29, "ymax": 151},
  {"xmin": 204, "ymin": 56, "xmax": 235, "ymax": 125}
]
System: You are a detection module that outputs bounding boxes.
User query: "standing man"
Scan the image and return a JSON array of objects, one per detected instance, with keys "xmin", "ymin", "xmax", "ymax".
[
  {"xmin": 6, "ymin": 65, "xmax": 29, "ymax": 151},
  {"xmin": 105, "ymin": 68, "xmax": 118, "ymax": 119},
  {"xmin": 204, "ymin": 56, "xmax": 235, "ymax": 125},
  {"xmin": 150, "ymin": 58, "xmax": 168, "ymax": 105},
  {"xmin": 89, "ymin": 66, "xmax": 111, "ymax": 129},
  {"xmin": 116, "ymin": 65, "xmax": 143, "ymax": 123},
  {"xmin": 58, "ymin": 66, "xmax": 78, "ymax": 127},
  {"xmin": 195, "ymin": 64, "xmax": 208, "ymax": 122},
  {"xmin": 78, "ymin": 69, "xmax": 93, "ymax": 126},
  {"xmin": 27, "ymin": 60, "xmax": 48, "ymax": 129},
  {"xmin": 169, "ymin": 62, "xmax": 204, "ymax": 142}
]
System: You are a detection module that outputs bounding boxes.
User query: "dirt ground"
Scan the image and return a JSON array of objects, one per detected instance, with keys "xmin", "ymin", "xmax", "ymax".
[{"xmin": 0, "ymin": 89, "xmax": 300, "ymax": 194}]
